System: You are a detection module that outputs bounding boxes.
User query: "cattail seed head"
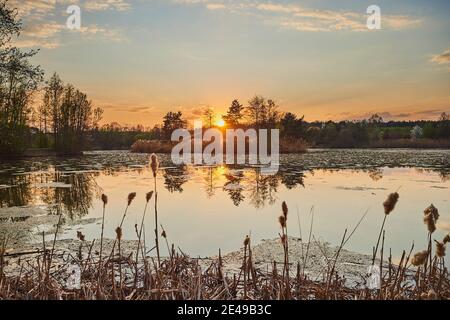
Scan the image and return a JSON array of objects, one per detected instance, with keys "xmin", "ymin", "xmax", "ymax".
[
  {"xmin": 150, "ymin": 154, "xmax": 159, "ymax": 178},
  {"xmin": 423, "ymin": 213, "xmax": 437, "ymax": 233},
  {"xmin": 127, "ymin": 192, "xmax": 137, "ymax": 206},
  {"xmin": 411, "ymin": 250, "xmax": 428, "ymax": 266},
  {"xmin": 101, "ymin": 194, "xmax": 108, "ymax": 205},
  {"xmin": 146, "ymin": 191, "xmax": 154, "ymax": 203},
  {"xmin": 424, "ymin": 204, "xmax": 439, "ymax": 221},
  {"xmin": 115, "ymin": 227, "xmax": 122, "ymax": 240},
  {"xmin": 443, "ymin": 233, "xmax": 450, "ymax": 244},
  {"xmin": 423, "ymin": 204, "xmax": 439, "ymax": 234},
  {"xmin": 76, "ymin": 231, "xmax": 85, "ymax": 241},
  {"xmin": 427, "ymin": 289, "xmax": 437, "ymax": 300},
  {"xmin": 282, "ymin": 201, "xmax": 288, "ymax": 219},
  {"xmin": 435, "ymin": 240, "xmax": 446, "ymax": 258},
  {"xmin": 278, "ymin": 215, "xmax": 286, "ymax": 228},
  {"xmin": 243, "ymin": 235, "xmax": 250, "ymax": 247},
  {"xmin": 383, "ymin": 192, "xmax": 399, "ymax": 215}
]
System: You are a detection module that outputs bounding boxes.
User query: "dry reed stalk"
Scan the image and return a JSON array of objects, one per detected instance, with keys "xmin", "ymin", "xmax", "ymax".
[
  {"xmin": 99, "ymin": 194, "xmax": 108, "ymax": 278},
  {"xmin": 372, "ymin": 192, "xmax": 399, "ymax": 265},
  {"xmin": 134, "ymin": 191, "xmax": 153, "ymax": 287},
  {"xmin": 151, "ymin": 154, "xmax": 161, "ymax": 267},
  {"xmin": 243, "ymin": 235, "xmax": 250, "ymax": 299}
]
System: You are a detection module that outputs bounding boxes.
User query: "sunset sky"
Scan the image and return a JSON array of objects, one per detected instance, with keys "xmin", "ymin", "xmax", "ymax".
[{"xmin": 12, "ymin": 0, "xmax": 450, "ymax": 126}]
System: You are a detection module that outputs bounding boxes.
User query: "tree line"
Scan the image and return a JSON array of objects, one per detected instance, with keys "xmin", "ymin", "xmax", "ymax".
[
  {"xmin": 1, "ymin": 0, "xmax": 449, "ymax": 154},
  {"xmin": 0, "ymin": 0, "xmax": 102, "ymax": 156}
]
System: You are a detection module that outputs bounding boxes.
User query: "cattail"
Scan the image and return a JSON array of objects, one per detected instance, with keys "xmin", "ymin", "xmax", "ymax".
[
  {"xmin": 76, "ymin": 231, "xmax": 85, "ymax": 241},
  {"xmin": 424, "ymin": 204, "xmax": 439, "ymax": 221},
  {"xmin": 427, "ymin": 289, "xmax": 437, "ymax": 300},
  {"xmin": 422, "ymin": 204, "xmax": 439, "ymax": 234},
  {"xmin": 383, "ymin": 192, "xmax": 399, "ymax": 215},
  {"xmin": 115, "ymin": 227, "xmax": 122, "ymax": 240},
  {"xmin": 411, "ymin": 250, "xmax": 428, "ymax": 266},
  {"xmin": 146, "ymin": 191, "xmax": 154, "ymax": 203},
  {"xmin": 243, "ymin": 235, "xmax": 250, "ymax": 247},
  {"xmin": 150, "ymin": 154, "xmax": 159, "ymax": 178},
  {"xmin": 435, "ymin": 240, "xmax": 446, "ymax": 258},
  {"xmin": 101, "ymin": 194, "xmax": 108, "ymax": 206},
  {"xmin": 282, "ymin": 201, "xmax": 288, "ymax": 219},
  {"xmin": 127, "ymin": 192, "xmax": 137, "ymax": 206},
  {"xmin": 423, "ymin": 213, "xmax": 436, "ymax": 233},
  {"xmin": 278, "ymin": 215, "xmax": 286, "ymax": 228},
  {"xmin": 161, "ymin": 230, "xmax": 167, "ymax": 239},
  {"xmin": 443, "ymin": 233, "xmax": 450, "ymax": 244}
]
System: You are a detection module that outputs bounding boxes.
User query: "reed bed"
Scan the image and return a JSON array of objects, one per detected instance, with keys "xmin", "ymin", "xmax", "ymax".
[{"xmin": 0, "ymin": 155, "xmax": 448, "ymax": 300}]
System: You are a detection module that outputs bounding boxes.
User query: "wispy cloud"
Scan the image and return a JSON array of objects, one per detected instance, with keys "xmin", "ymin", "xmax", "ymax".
[
  {"xmin": 431, "ymin": 47, "xmax": 450, "ymax": 66},
  {"xmin": 9, "ymin": 0, "xmax": 128, "ymax": 49},
  {"xmin": 84, "ymin": 0, "xmax": 132, "ymax": 12},
  {"xmin": 174, "ymin": 1, "xmax": 422, "ymax": 32}
]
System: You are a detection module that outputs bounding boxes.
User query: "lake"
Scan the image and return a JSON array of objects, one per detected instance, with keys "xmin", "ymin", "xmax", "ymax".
[{"xmin": 1, "ymin": 149, "xmax": 449, "ymax": 264}]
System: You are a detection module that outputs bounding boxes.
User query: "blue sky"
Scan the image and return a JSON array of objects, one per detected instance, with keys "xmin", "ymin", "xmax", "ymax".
[{"xmin": 11, "ymin": 0, "xmax": 450, "ymax": 126}]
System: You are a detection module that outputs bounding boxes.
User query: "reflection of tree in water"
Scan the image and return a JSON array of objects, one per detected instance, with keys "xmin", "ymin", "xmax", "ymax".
[
  {"xmin": 59, "ymin": 173, "xmax": 101, "ymax": 219},
  {"xmin": 202, "ymin": 166, "xmax": 225, "ymax": 198},
  {"xmin": 0, "ymin": 175, "xmax": 32, "ymax": 207},
  {"xmin": 438, "ymin": 170, "xmax": 450, "ymax": 182},
  {"xmin": 223, "ymin": 173, "xmax": 245, "ymax": 206},
  {"xmin": 368, "ymin": 168, "xmax": 383, "ymax": 182},
  {"xmin": 279, "ymin": 168, "xmax": 305, "ymax": 189},
  {"xmin": 163, "ymin": 166, "xmax": 188, "ymax": 193},
  {"xmin": 247, "ymin": 171, "xmax": 279, "ymax": 209}
]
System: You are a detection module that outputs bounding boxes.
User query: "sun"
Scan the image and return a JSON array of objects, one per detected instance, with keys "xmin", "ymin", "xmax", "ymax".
[{"xmin": 216, "ymin": 119, "xmax": 226, "ymax": 127}]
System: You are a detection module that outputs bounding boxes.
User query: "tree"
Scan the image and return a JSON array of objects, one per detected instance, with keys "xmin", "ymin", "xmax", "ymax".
[
  {"xmin": 280, "ymin": 112, "xmax": 304, "ymax": 138},
  {"xmin": 223, "ymin": 99, "xmax": 244, "ymax": 127},
  {"xmin": 246, "ymin": 95, "xmax": 266, "ymax": 127},
  {"xmin": 368, "ymin": 113, "xmax": 383, "ymax": 124},
  {"xmin": 264, "ymin": 99, "xmax": 280, "ymax": 127},
  {"xmin": 439, "ymin": 112, "xmax": 449, "ymax": 122},
  {"xmin": 162, "ymin": 111, "xmax": 186, "ymax": 139},
  {"xmin": 203, "ymin": 107, "xmax": 215, "ymax": 128},
  {"xmin": 410, "ymin": 125, "xmax": 423, "ymax": 140},
  {"xmin": 41, "ymin": 74, "xmax": 101, "ymax": 154},
  {"xmin": 0, "ymin": 1, "xmax": 44, "ymax": 155}
]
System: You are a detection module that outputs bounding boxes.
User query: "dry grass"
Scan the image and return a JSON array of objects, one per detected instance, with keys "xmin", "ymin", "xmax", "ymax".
[
  {"xmin": 0, "ymin": 156, "xmax": 448, "ymax": 300},
  {"xmin": 130, "ymin": 140, "xmax": 174, "ymax": 154},
  {"xmin": 280, "ymin": 138, "xmax": 309, "ymax": 153}
]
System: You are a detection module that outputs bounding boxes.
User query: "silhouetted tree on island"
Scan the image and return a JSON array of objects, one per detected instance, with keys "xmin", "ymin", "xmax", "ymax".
[
  {"xmin": 162, "ymin": 111, "xmax": 187, "ymax": 139},
  {"xmin": 223, "ymin": 100, "xmax": 244, "ymax": 127}
]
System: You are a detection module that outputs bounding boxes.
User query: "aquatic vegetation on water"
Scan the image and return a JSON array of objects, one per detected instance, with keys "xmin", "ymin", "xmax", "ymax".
[{"xmin": 0, "ymin": 165, "xmax": 448, "ymax": 299}]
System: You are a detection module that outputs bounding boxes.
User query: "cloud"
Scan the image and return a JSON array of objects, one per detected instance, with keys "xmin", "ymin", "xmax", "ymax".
[
  {"xmin": 431, "ymin": 47, "xmax": 450, "ymax": 65},
  {"xmin": 84, "ymin": 0, "xmax": 131, "ymax": 12},
  {"xmin": 12, "ymin": 21, "xmax": 124, "ymax": 49},
  {"xmin": 7, "ymin": 0, "xmax": 127, "ymax": 49},
  {"xmin": 173, "ymin": 1, "xmax": 422, "ymax": 32}
]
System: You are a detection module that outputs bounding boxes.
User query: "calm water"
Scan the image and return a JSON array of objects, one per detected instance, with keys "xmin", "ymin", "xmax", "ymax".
[{"xmin": 1, "ymin": 149, "xmax": 449, "ymax": 262}]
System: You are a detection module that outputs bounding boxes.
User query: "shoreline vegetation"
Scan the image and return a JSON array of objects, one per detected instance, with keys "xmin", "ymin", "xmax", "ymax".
[
  {"xmin": 1, "ymin": 0, "xmax": 450, "ymax": 157},
  {"xmin": 0, "ymin": 154, "xmax": 448, "ymax": 300},
  {"xmin": 129, "ymin": 137, "xmax": 309, "ymax": 154}
]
